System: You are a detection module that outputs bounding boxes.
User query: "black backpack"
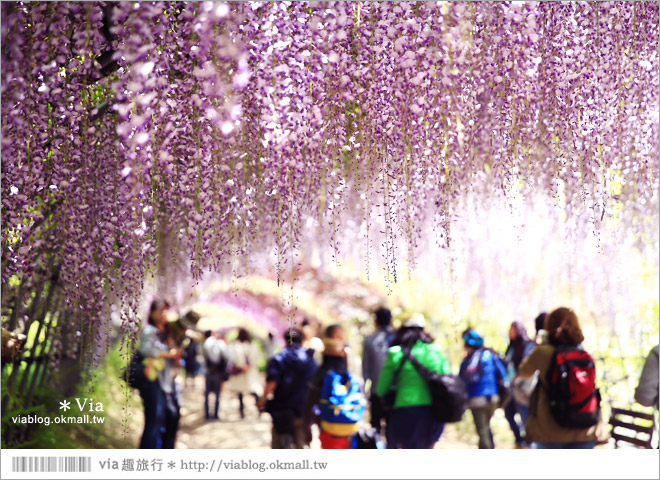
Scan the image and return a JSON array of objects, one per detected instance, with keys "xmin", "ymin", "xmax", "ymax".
[
  {"xmin": 204, "ymin": 346, "xmax": 229, "ymax": 379},
  {"xmin": 408, "ymin": 354, "xmax": 468, "ymax": 423}
]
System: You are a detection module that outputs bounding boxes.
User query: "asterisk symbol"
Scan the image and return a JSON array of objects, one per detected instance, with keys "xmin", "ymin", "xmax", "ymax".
[
  {"xmin": 59, "ymin": 400, "xmax": 71, "ymax": 411},
  {"xmin": 167, "ymin": 462, "xmax": 176, "ymax": 470}
]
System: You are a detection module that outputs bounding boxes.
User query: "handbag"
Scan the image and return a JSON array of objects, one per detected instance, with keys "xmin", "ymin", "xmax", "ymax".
[
  {"xmin": 408, "ymin": 353, "xmax": 468, "ymax": 423},
  {"xmin": 229, "ymin": 354, "xmax": 250, "ymax": 376},
  {"xmin": 512, "ymin": 371, "xmax": 539, "ymax": 406}
]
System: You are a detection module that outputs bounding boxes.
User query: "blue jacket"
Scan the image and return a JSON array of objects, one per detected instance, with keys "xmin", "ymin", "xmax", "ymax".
[
  {"xmin": 265, "ymin": 345, "xmax": 318, "ymax": 417},
  {"xmin": 459, "ymin": 347, "xmax": 507, "ymax": 399}
]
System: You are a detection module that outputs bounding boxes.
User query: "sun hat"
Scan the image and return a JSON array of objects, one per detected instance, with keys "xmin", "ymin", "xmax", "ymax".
[{"xmin": 402, "ymin": 313, "xmax": 425, "ymax": 329}]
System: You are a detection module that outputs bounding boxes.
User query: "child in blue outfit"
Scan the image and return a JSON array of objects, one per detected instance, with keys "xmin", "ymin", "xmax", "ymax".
[{"xmin": 459, "ymin": 328, "xmax": 508, "ymax": 449}]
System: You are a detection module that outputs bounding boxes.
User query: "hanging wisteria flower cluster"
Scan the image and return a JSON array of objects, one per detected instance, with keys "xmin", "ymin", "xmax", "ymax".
[{"xmin": 2, "ymin": 2, "xmax": 658, "ymax": 341}]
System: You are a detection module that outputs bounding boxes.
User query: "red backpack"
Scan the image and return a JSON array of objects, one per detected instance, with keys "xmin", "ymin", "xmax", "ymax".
[{"xmin": 546, "ymin": 345, "xmax": 601, "ymax": 428}]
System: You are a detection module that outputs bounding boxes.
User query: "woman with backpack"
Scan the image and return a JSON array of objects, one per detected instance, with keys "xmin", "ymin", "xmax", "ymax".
[
  {"xmin": 516, "ymin": 307, "xmax": 608, "ymax": 448},
  {"xmin": 504, "ymin": 321, "xmax": 535, "ymax": 448},
  {"xmin": 459, "ymin": 328, "xmax": 509, "ymax": 449},
  {"xmin": 376, "ymin": 314, "xmax": 451, "ymax": 449}
]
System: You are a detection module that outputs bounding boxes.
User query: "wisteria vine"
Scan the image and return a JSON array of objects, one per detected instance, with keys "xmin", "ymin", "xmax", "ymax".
[{"xmin": 2, "ymin": 2, "xmax": 658, "ymax": 351}]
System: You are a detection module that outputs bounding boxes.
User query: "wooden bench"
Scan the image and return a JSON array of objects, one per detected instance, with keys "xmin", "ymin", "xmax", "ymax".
[{"xmin": 609, "ymin": 407, "xmax": 656, "ymax": 448}]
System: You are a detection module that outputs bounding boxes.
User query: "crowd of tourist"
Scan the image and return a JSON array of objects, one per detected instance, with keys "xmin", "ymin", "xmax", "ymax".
[{"xmin": 130, "ymin": 300, "xmax": 659, "ymax": 450}]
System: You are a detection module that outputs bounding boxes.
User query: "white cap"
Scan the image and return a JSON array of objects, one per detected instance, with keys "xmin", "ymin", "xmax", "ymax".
[{"xmin": 402, "ymin": 313, "xmax": 425, "ymax": 329}]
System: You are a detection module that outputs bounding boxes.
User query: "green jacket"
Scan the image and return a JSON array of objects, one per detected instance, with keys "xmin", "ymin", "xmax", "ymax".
[{"xmin": 376, "ymin": 341, "xmax": 451, "ymax": 408}]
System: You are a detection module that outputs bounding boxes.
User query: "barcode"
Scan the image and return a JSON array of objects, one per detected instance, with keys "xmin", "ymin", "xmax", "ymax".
[{"xmin": 11, "ymin": 456, "xmax": 92, "ymax": 473}]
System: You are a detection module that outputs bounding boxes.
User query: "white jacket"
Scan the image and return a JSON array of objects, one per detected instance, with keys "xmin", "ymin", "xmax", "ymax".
[{"xmin": 226, "ymin": 341, "xmax": 263, "ymax": 396}]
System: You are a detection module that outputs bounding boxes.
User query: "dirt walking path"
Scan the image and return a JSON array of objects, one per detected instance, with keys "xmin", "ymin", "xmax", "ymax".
[{"xmin": 174, "ymin": 376, "xmax": 480, "ymax": 449}]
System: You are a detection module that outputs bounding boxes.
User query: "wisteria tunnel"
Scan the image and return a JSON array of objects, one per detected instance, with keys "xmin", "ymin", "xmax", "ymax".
[{"xmin": 1, "ymin": 1, "xmax": 658, "ymax": 450}]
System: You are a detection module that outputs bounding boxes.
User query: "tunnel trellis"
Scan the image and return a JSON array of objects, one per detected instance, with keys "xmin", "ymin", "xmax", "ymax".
[{"xmin": 1, "ymin": 1, "xmax": 658, "ymax": 444}]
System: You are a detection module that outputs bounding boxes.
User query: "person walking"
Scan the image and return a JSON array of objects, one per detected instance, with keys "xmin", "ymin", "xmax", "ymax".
[
  {"xmin": 137, "ymin": 299, "xmax": 181, "ymax": 449},
  {"xmin": 227, "ymin": 328, "xmax": 263, "ymax": 419},
  {"xmin": 534, "ymin": 312, "xmax": 548, "ymax": 345},
  {"xmin": 263, "ymin": 331, "xmax": 276, "ymax": 361},
  {"xmin": 459, "ymin": 328, "xmax": 508, "ymax": 449},
  {"xmin": 635, "ymin": 344, "xmax": 659, "ymax": 448},
  {"xmin": 362, "ymin": 306, "xmax": 395, "ymax": 434},
  {"xmin": 257, "ymin": 328, "xmax": 318, "ymax": 448},
  {"xmin": 303, "ymin": 324, "xmax": 365, "ymax": 449},
  {"xmin": 161, "ymin": 330, "xmax": 183, "ymax": 449},
  {"xmin": 376, "ymin": 314, "xmax": 451, "ymax": 449},
  {"xmin": 503, "ymin": 321, "xmax": 535, "ymax": 448},
  {"xmin": 301, "ymin": 319, "xmax": 324, "ymax": 363},
  {"xmin": 635, "ymin": 344, "xmax": 659, "ymax": 408},
  {"xmin": 183, "ymin": 337, "xmax": 199, "ymax": 389},
  {"xmin": 517, "ymin": 307, "xmax": 609, "ymax": 448},
  {"xmin": 202, "ymin": 330, "xmax": 228, "ymax": 420}
]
